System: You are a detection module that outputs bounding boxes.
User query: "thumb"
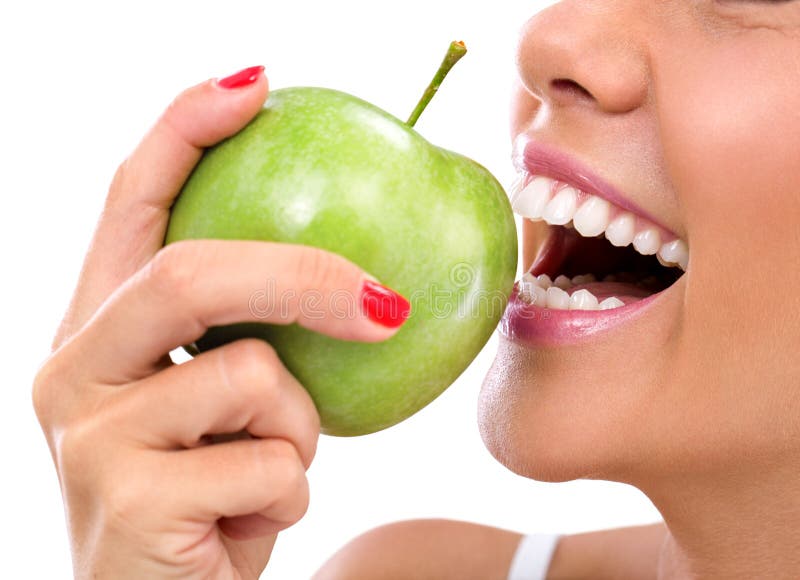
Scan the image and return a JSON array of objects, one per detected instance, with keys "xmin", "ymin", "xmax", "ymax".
[
  {"xmin": 55, "ymin": 66, "xmax": 268, "ymax": 349},
  {"xmin": 111, "ymin": 65, "xmax": 269, "ymax": 209}
]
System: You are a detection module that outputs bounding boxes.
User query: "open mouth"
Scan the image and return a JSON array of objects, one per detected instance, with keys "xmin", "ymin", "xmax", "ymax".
[{"xmin": 511, "ymin": 174, "xmax": 688, "ymax": 312}]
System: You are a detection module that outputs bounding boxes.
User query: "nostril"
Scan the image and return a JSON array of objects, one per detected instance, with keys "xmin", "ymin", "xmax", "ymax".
[{"xmin": 551, "ymin": 78, "xmax": 594, "ymax": 101}]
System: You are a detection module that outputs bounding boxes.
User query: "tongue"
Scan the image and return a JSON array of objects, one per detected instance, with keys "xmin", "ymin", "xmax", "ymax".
[{"xmin": 568, "ymin": 281, "xmax": 654, "ymax": 304}]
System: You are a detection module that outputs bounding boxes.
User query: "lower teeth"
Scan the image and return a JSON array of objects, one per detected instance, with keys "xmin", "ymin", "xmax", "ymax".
[{"xmin": 518, "ymin": 272, "xmax": 629, "ymax": 311}]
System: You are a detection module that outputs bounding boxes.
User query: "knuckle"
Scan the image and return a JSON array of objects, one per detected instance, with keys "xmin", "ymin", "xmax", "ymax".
[
  {"xmin": 161, "ymin": 91, "xmax": 190, "ymax": 135},
  {"xmin": 144, "ymin": 242, "xmax": 202, "ymax": 300},
  {"xmin": 264, "ymin": 437, "xmax": 301, "ymax": 467},
  {"xmin": 291, "ymin": 247, "xmax": 362, "ymax": 324},
  {"xmin": 56, "ymin": 419, "xmax": 99, "ymax": 479},
  {"xmin": 257, "ymin": 439, "xmax": 309, "ymax": 521},
  {"xmin": 31, "ymin": 350, "xmax": 74, "ymax": 432},
  {"xmin": 224, "ymin": 339, "xmax": 281, "ymax": 394},
  {"xmin": 31, "ymin": 362, "xmax": 56, "ymax": 428},
  {"xmin": 294, "ymin": 393, "xmax": 322, "ymax": 469},
  {"xmin": 274, "ymin": 446, "xmax": 310, "ymax": 522},
  {"xmin": 294, "ymin": 247, "xmax": 344, "ymax": 295},
  {"xmin": 75, "ymin": 438, "xmax": 151, "ymax": 532},
  {"xmin": 107, "ymin": 158, "xmax": 133, "ymax": 202},
  {"xmin": 284, "ymin": 471, "xmax": 311, "ymax": 524},
  {"xmin": 285, "ymin": 455, "xmax": 308, "ymax": 496},
  {"xmin": 274, "ymin": 441, "xmax": 306, "ymax": 486}
]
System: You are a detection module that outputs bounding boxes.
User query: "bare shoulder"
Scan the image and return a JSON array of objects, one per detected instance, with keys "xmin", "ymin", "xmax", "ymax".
[
  {"xmin": 312, "ymin": 518, "xmax": 524, "ymax": 580},
  {"xmin": 547, "ymin": 522, "xmax": 668, "ymax": 580},
  {"xmin": 312, "ymin": 519, "xmax": 668, "ymax": 580}
]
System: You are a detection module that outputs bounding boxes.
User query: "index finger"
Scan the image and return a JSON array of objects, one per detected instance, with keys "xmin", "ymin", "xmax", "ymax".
[
  {"xmin": 54, "ymin": 67, "xmax": 268, "ymax": 349},
  {"xmin": 71, "ymin": 240, "xmax": 411, "ymax": 382}
]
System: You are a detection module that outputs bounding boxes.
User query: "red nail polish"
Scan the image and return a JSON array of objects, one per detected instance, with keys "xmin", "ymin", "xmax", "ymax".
[
  {"xmin": 361, "ymin": 280, "xmax": 411, "ymax": 329},
  {"xmin": 217, "ymin": 65, "xmax": 264, "ymax": 89}
]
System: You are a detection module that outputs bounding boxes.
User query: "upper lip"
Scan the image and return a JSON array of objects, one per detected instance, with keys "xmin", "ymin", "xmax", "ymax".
[{"xmin": 513, "ymin": 138, "xmax": 678, "ymax": 238}]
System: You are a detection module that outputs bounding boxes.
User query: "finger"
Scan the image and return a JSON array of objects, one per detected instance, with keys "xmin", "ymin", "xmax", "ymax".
[
  {"xmin": 75, "ymin": 240, "xmax": 410, "ymax": 381},
  {"xmin": 157, "ymin": 438, "xmax": 310, "ymax": 530},
  {"xmin": 111, "ymin": 339, "xmax": 320, "ymax": 468},
  {"xmin": 55, "ymin": 67, "xmax": 268, "ymax": 349}
]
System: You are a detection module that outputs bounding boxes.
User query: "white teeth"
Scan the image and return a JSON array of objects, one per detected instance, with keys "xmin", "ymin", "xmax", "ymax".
[
  {"xmin": 520, "ymin": 273, "xmax": 549, "ymax": 307},
  {"xmin": 599, "ymin": 297, "xmax": 625, "ymax": 310},
  {"xmin": 511, "ymin": 177, "xmax": 554, "ymax": 219},
  {"xmin": 658, "ymin": 239, "xmax": 689, "ymax": 271},
  {"xmin": 605, "ymin": 212, "xmax": 636, "ymax": 247},
  {"xmin": 517, "ymin": 272, "xmax": 627, "ymax": 311},
  {"xmin": 536, "ymin": 274, "xmax": 554, "ymax": 289},
  {"xmin": 571, "ymin": 274, "xmax": 597, "ymax": 285},
  {"xmin": 542, "ymin": 186, "xmax": 579, "ymax": 226},
  {"xmin": 633, "ymin": 228, "xmax": 661, "ymax": 256},
  {"xmin": 512, "ymin": 174, "xmax": 690, "ymax": 269},
  {"xmin": 554, "ymin": 275, "xmax": 572, "ymax": 290},
  {"xmin": 519, "ymin": 273, "xmax": 537, "ymax": 298},
  {"xmin": 573, "ymin": 195, "xmax": 611, "ymax": 237},
  {"xmin": 531, "ymin": 285, "xmax": 548, "ymax": 307},
  {"xmin": 546, "ymin": 286, "xmax": 571, "ymax": 309},
  {"xmin": 569, "ymin": 289, "xmax": 599, "ymax": 311}
]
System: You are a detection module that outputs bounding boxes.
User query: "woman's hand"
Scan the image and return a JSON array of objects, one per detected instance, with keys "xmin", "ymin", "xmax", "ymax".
[{"xmin": 32, "ymin": 67, "xmax": 407, "ymax": 579}]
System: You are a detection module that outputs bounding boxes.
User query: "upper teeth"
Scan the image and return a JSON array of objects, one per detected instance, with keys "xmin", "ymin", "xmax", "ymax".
[
  {"xmin": 542, "ymin": 186, "xmax": 579, "ymax": 225},
  {"xmin": 511, "ymin": 175, "xmax": 689, "ymax": 271}
]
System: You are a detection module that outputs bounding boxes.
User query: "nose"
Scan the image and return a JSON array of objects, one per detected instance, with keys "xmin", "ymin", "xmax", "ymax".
[{"xmin": 516, "ymin": 1, "xmax": 649, "ymax": 114}]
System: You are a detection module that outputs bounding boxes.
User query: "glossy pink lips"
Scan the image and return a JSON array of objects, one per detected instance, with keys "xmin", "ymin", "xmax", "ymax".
[{"xmin": 500, "ymin": 285, "xmax": 666, "ymax": 346}]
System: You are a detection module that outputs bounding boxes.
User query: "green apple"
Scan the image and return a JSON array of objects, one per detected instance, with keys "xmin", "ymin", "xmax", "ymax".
[{"xmin": 165, "ymin": 42, "xmax": 517, "ymax": 436}]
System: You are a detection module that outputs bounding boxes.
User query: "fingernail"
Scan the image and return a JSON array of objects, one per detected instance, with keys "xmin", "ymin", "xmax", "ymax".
[
  {"xmin": 361, "ymin": 280, "xmax": 411, "ymax": 329},
  {"xmin": 217, "ymin": 65, "xmax": 265, "ymax": 89}
]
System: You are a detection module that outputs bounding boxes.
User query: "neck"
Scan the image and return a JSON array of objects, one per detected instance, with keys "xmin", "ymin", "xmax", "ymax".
[{"xmin": 642, "ymin": 460, "xmax": 800, "ymax": 579}]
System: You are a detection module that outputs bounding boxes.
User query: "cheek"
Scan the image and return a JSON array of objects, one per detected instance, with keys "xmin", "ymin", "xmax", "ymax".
[
  {"xmin": 660, "ymin": 35, "xmax": 800, "ymax": 318},
  {"xmin": 656, "ymin": 35, "xmax": 800, "ymax": 445}
]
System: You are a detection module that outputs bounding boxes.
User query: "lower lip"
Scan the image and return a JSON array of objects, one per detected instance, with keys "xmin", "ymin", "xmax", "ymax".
[{"xmin": 499, "ymin": 285, "xmax": 670, "ymax": 347}]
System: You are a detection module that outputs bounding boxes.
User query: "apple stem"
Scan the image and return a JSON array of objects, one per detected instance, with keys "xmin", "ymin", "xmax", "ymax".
[{"xmin": 406, "ymin": 41, "xmax": 467, "ymax": 128}]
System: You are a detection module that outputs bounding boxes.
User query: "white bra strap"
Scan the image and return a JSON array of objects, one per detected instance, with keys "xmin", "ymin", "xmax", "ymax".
[{"xmin": 506, "ymin": 533, "xmax": 561, "ymax": 580}]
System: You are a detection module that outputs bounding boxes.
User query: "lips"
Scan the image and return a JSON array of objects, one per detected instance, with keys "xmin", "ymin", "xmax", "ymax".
[
  {"xmin": 499, "ymin": 139, "xmax": 687, "ymax": 346},
  {"xmin": 515, "ymin": 139, "xmax": 669, "ymax": 228},
  {"xmin": 500, "ymin": 283, "xmax": 676, "ymax": 346}
]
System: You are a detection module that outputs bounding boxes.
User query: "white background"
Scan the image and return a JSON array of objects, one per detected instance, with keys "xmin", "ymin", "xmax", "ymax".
[{"xmin": 1, "ymin": 1, "xmax": 662, "ymax": 578}]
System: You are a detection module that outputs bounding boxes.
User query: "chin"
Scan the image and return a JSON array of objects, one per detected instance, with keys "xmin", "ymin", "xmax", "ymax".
[{"xmin": 478, "ymin": 337, "xmax": 646, "ymax": 485}]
